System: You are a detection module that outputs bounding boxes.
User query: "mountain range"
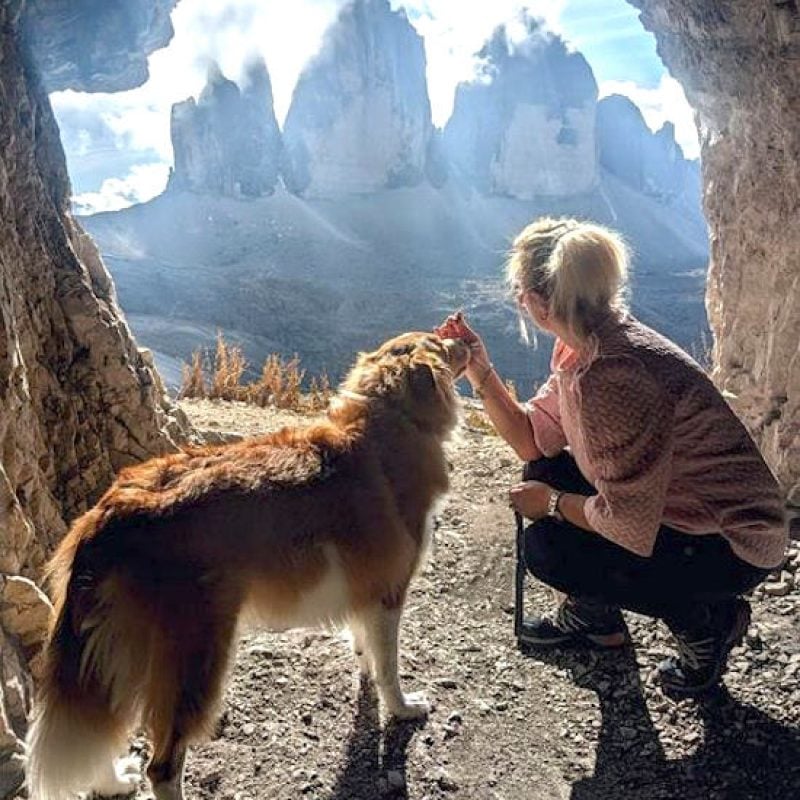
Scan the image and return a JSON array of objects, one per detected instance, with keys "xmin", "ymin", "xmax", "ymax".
[{"xmin": 79, "ymin": 0, "xmax": 709, "ymax": 393}]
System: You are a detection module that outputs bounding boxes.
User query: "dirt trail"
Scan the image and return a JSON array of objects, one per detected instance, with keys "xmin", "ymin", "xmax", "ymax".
[{"xmin": 126, "ymin": 400, "xmax": 799, "ymax": 800}]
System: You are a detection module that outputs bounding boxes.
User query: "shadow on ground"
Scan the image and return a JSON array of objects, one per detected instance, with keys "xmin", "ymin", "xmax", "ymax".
[
  {"xmin": 327, "ymin": 676, "xmax": 425, "ymax": 800},
  {"xmin": 520, "ymin": 644, "xmax": 800, "ymax": 800}
]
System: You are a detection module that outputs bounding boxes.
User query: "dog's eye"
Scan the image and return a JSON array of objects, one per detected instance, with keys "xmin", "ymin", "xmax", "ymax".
[{"xmin": 390, "ymin": 344, "xmax": 414, "ymax": 357}]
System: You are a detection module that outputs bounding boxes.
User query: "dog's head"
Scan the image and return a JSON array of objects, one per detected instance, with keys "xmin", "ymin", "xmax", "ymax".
[{"xmin": 335, "ymin": 332, "xmax": 471, "ymax": 436}]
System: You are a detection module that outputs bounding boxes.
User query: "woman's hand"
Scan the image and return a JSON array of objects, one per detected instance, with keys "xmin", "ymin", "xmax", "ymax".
[
  {"xmin": 508, "ymin": 480, "xmax": 552, "ymax": 520},
  {"xmin": 434, "ymin": 311, "xmax": 490, "ymax": 383}
]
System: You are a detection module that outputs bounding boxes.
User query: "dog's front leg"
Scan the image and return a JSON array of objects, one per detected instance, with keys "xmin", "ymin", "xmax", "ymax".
[
  {"xmin": 359, "ymin": 605, "xmax": 429, "ymax": 720},
  {"xmin": 348, "ymin": 621, "xmax": 373, "ymax": 677}
]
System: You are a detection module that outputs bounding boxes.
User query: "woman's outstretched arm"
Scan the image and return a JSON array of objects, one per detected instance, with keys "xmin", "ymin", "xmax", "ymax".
[{"xmin": 468, "ymin": 365, "xmax": 542, "ymax": 461}]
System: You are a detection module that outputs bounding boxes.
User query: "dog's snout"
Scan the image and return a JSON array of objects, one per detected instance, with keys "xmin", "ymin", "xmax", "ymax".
[{"xmin": 441, "ymin": 338, "xmax": 471, "ymax": 372}]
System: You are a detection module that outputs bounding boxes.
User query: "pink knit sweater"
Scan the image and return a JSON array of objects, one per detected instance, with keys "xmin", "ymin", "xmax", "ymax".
[{"xmin": 526, "ymin": 314, "xmax": 787, "ymax": 568}]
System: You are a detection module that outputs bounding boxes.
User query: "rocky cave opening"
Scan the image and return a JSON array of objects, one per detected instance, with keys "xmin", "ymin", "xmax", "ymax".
[{"xmin": 0, "ymin": 0, "xmax": 797, "ymax": 796}]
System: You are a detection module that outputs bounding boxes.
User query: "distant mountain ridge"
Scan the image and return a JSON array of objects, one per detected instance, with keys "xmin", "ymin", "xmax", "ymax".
[
  {"xmin": 81, "ymin": 0, "xmax": 709, "ymax": 393},
  {"xmin": 166, "ymin": 1, "xmax": 701, "ymax": 211}
]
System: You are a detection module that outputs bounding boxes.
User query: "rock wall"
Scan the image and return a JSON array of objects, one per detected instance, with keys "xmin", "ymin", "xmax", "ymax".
[
  {"xmin": 282, "ymin": 0, "xmax": 432, "ymax": 197},
  {"xmin": 443, "ymin": 16, "xmax": 598, "ymax": 198},
  {"xmin": 1, "ymin": 1, "xmax": 187, "ymax": 790},
  {"xmin": 21, "ymin": 0, "xmax": 178, "ymax": 92},
  {"xmin": 169, "ymin": 58, "xmax": 283, "ymax": 197},
  {"xmin": 630, "ymin": 1, "xmax": 800, "ymax": 502}
]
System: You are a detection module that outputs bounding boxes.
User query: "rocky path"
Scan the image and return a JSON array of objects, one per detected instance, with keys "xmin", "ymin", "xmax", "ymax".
[{"xmin": 133, "ymin": 401, "xmax": 800, "ymax": 800}]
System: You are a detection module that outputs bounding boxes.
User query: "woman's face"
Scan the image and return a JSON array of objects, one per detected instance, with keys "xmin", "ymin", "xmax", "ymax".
[{"xmin": 516, "ymin": 284, "xmax": 554, "ymax": 334}]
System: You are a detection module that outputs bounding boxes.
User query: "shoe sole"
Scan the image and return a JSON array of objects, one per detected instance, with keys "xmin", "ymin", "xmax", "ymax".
[
  {"xmin": 518, "ymin": 630, "xmax": 630, "ymax": 650},
  {"xmin": 661, "ymin": 600, "xmax": 751, "ymax": 697}
]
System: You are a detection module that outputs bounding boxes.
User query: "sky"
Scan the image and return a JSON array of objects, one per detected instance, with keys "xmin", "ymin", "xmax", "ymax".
[{"xmin": 51, "ymin": 0, "xmax": 699, "ymax": 215}]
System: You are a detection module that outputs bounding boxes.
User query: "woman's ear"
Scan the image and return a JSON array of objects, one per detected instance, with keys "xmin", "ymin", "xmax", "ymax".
[{"xmin": 527, "ymin": 292, "xmax": 550, "ymax": 323}]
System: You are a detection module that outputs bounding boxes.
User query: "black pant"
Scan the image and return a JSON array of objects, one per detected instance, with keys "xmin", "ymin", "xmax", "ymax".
[{"xmin": 522, "ymin": 453, "xmax": 769, "ymax": 631}]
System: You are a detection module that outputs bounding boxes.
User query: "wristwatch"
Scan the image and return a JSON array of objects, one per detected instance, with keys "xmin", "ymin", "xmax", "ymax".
[{"xmin": 547, "ymin": 490, "xmax": 565, "ymax": 522}]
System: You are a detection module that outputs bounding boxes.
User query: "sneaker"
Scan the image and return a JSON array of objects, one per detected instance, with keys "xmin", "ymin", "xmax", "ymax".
[
  {"xmin": 518, "ymin": 596, "xmax": 629, "ymax": 649},
  {"xmin": 657, "ymin": 598, "xmax": 751, "ymax": 697}
]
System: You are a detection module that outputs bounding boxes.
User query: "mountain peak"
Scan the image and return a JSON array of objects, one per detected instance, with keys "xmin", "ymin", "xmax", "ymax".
[
  {"xmin": 281, "ymin": 0, "xmax": 432, "ymax": 196},
  {"xmin": 443, "ymin": 14, "xmax": 598, "ymax": 198},
  {"xmin": 169, "ymin": 60, "xmax": 282, "ymax": 198}
]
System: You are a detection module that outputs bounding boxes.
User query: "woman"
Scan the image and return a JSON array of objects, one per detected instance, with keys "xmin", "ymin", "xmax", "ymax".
[{"xmin": 437, "ymin": 217, "xmax": 787, "ymax": 696}]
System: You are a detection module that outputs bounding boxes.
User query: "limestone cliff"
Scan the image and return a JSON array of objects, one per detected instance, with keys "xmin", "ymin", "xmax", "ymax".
[
  {"xmin": 1, "ymin": 1, "xmax": 186, "ymax": 791},
  {"xmin": 169, "ymin": 58, "xmax": 283, "ymax": 197},
  {"xmin": 443, "ymin": 15, "xmax": 598, "ymax": 198},
  {"xmin": 629, "ymin": 0, "xmax": 800, "ymax": 502},
  {"xmin": 597, "ymin": 94, "xmax": 701, "ymax": 211},
  {"xmin": 282, "ymin": 0, "xmax": 432, "ymax": 197}
]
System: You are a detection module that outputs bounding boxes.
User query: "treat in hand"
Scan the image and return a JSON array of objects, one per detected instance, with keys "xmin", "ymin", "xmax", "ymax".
[{"xmin": 434, "ymin": 311, "xmax": 477, "ymax": 345}]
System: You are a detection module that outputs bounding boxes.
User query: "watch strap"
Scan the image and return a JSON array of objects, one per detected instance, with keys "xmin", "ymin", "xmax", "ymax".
[{"xmin": 547, "ymin": 489, "xmax": 564, "ymax": 521}]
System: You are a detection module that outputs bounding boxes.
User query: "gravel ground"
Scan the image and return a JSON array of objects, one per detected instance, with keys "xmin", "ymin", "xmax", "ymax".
[{"xmin": 125, "ymin": 399, "xmax": 799, "ymax": 800}]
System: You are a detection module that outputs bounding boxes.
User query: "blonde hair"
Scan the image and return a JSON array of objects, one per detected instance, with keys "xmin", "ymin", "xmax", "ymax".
[{"xmin": 505, "ymin": 217, "xmax": 630, "ymax": 340}]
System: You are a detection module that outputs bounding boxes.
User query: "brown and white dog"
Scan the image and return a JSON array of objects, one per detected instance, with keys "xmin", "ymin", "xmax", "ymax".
[{"xmin": 26, "ymin": 331, "xmax": 470, "ymax": 800}]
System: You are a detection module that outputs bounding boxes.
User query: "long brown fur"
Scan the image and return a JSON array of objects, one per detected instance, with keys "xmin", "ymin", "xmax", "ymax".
[{"xmin": 27, "ymin": 332, "xmax": 470, "ymax": 800}]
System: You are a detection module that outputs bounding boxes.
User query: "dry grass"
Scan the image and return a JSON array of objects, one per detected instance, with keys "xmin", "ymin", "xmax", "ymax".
[
  {"xmin": 180, "ymin": 351, "xmax": 207, "ymax": 399},
  {"xmin": 210, "ymin": 333, "xmax": 247, "ymax": 401},
  {"xmin": 179, "ymin": 333, "xmax": 333, "ymax": 412}
]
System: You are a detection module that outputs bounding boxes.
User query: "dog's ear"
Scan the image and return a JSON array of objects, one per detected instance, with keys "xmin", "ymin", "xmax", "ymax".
[{"xmin": 409, "ymin": 361, "xmax": 438, "ymax": 401}]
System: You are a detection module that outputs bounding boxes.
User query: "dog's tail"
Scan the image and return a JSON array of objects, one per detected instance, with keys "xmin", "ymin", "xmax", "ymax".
[{"xmin": 25, "ymin": 508, "xmax": 143, "ymax": 800}]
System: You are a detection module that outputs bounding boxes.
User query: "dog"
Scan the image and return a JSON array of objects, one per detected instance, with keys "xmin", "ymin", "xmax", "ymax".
[{"xmin": 25, "ymin": 331, "xmax": 471, "ymax": 800}]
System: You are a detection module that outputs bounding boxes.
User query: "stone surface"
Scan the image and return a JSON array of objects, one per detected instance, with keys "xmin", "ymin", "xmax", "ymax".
[
  {"xmin": 1, "ymin": 0, "xmax": 188, "ymax": 782},
  {"xmin": 629, "ymin": 0, "xmax": 800, "ymax": 502},
  {"xmin": 443, "ymin": 14, "xmax": 598, "ymax": 198},
  {"xmin": 0, "ymin": 14, "xmax": 187, "ymax": 572},
  {"xmin": 21, "ymin": 0, "xmax": 178, "ymax": 92},
  {"xmin": 169, "ymin": 58, "xmax": 283, "ymax": 197},
  {"xmin": 0, "ymin": 625, "xmax": 29, "ymax": 799},
  {"xmin": 282, "ymin": 0, "xmax": 432, "ymax": 197},
  {"xmin": 0, "ymin": 576, "xmax": 51, "ymax": 653}
]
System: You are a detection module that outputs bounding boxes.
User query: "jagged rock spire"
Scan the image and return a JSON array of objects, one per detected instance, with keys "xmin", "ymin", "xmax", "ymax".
[
  {"xmin": 281, "ymin": 0, "xmax": 433, "ymax": 197},
  {"xmin": 169, "ymin": 58, "xmax": 283, "ymax": 198}
]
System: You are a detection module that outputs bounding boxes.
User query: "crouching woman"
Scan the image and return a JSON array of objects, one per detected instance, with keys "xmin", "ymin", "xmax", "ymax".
[{"xmin": 443, "ymin": 217, "xmax": 788, "ymax": 696}]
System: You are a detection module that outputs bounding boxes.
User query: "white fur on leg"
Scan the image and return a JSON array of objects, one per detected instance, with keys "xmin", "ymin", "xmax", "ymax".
[
  {"xmin": 358, "ymin": 605, "xmax": 429, "ymax": 720},
  {"xmin": 25, "ymin": 700, "xmax": 129, "ymax": 800},
  {"xmin": 89, "ymin": 756, "xmax": 141, "ymax": 797},
  {"xmin": 347, "ymin": 621, "xmax": 373, "ymax": 677}
]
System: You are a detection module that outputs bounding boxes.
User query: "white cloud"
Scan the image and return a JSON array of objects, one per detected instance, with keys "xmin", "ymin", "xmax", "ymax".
[
  {"xmin": 599, "ymin": 74, "xmax": 699, "ymax": 159},
  {"xmin": 51, "ymin": 0, "xmax": 347, "ymax": 176},
  {"xmin": 405, "ymin": 0, "xmax": 566, "ymax": 126},
  {"xmin": 72, "ymin": 163, "xmax": 170, "ymax": 215}
]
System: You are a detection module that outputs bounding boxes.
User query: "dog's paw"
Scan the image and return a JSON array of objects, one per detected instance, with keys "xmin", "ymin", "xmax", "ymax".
[
  {"xmin": 91, "ymin": 756, "xmax": 141, "ymax": 797},
  {"xmin": 390, "ymin": 692, "xmax": 430, "ymax": 720}
]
